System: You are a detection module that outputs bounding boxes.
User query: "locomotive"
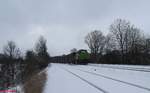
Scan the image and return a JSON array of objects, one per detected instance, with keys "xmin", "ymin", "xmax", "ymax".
[{"xmin": 75, "ymin": 49, "xmax": 90, "ymax": 65}]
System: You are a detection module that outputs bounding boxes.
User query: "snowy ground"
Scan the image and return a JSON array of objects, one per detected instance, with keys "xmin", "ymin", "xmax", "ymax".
[{"xmin": 44, "ymin": 63, "xmax": 150, "ymax": 93}]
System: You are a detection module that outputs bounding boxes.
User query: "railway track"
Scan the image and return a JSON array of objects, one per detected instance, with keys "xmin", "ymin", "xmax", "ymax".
[
  {"xmin": 76, "ymin": 68, "xmax": 150, "ymax": 92},
  {"xmin": 62, "ymin": 68, "xmax": 109, "ymax": 93},
  {"xmin": 89, "ymin": 65, "xmax": 150, "ymax": 72},
  {"xmin": 48, "ymin": 64, "xmax": 150, "ymax": 93}
]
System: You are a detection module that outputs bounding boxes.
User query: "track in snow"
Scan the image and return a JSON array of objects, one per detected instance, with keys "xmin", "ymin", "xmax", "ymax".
[
  {"xmin": 44, "ymin": 64, "xmax": 150, "ymax": 93},
  {"xmin": 62, "ymin": 67, "xmax": 109, "ymax": 93},
  {"xmin": 76, "ymin": 68, "xmax": 150, "ymax": 92},
  {"xmin": 90, "ymin": 65, "xmax": 150, "ymax": 72}
]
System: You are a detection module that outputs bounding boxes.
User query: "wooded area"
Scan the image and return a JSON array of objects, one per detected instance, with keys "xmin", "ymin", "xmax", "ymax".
[
  {"xmin": 0, "ymin": 36, "xmax": 50, "ymax": 91},
  {"xmin": 51, "ymin": 19, "xmax": 150, "ymax": 65}
]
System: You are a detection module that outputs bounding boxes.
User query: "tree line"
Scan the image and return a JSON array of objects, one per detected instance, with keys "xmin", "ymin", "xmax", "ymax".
[
  {"xmin": 85, "ymin": 19, "xmax": 150, "ymax": 65},
  {"xmin": 0, "ymin": 36, "xmax": 50, "ymax": 90},
  {"xmin": 51, "ymin": 19, "xmax": 150, "ymax": 65}
]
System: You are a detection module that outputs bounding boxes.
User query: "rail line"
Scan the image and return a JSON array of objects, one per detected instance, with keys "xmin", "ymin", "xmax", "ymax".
[
  {"xmin": 62, "ymin": 67, "xmax": 109, "ymax": 93},
  {"xmin": 76, "ymin": 68, "xmax": 150, "ymax": 92},
  {"xmin": 89, "ymin": 65, "xmax": 150, "ymax": 72}
]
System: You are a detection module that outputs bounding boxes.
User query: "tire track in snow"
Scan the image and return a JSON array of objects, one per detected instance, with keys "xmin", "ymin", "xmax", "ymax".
[
  {"xmin": 77, "ymin": 69, "xmax": 150, "ymax": 92},
  {"xmin": 61, "ymin": 67, "xmax": 109, "ymax": 93}
]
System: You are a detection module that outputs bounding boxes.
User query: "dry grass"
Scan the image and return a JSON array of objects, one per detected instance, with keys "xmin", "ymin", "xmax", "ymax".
[{"xmin": 23, "ymin": 70, "xmax": 47, "ymax": 93}]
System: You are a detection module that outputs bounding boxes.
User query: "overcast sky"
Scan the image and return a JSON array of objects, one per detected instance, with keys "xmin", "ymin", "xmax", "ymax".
[{"xmin": 0, "ymin": 0, "xmax": 150, "ymax": 56}]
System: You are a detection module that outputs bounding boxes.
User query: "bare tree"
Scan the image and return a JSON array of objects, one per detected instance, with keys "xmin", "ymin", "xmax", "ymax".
[
  {"xmin": 35, "ymin": 36, "xmax": 47, "ymax": 55},
  {"xmin": 2, "ymin": 41, "xmax": 22, "ymax": 88},
  {"xmin": 110, "ymin": 19, "xmax": 144, "ymax": 64},
  {"xmin": 110, "ymin": 19, "xmax": 131, "ymax": 63},
  {"xmin": 104, "ymin": 33, "xmax": 117, "ymax": 53},
  {"xmin": 35, "ymin": 36, "xmax": 50, "ymax": 68},
  {"xmin": 144, "ymin": 38, "xmax": 150, "ymax": 64},
  {"xmin": 127, "ymin": 27, "xmax": 143, "ymax": 51},
  {"xmin": 145, "ymin": 38, "xmax": 150, "ymax": 54},
  {"xmin": 3, "ymin": 41, "xmax": 21, "ymax": 59},
  {"xmin": 85, "ymin": 30, "xmax": 105, "ymax": 62}
]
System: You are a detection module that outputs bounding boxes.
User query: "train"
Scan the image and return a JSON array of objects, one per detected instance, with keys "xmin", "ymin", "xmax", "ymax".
[{"xmin": 75, "ymin": 49, "xmax": 90, "ymax": 65}]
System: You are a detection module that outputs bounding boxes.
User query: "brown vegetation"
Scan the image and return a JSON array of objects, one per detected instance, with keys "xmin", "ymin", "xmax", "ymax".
[{"xmin": 23, "ymin": 70, "xmax": 47, "ymax": 93}]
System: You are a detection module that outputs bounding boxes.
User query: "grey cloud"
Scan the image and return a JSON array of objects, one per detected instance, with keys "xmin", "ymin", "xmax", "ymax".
[{"xmin": 0, "ymin": 0, "xmax": 150, "ymax": 56}]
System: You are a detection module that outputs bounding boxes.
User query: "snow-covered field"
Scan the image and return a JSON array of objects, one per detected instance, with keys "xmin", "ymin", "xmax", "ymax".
[{"xmin": 44, "ymin": 63, "xmax": 150, "ymax": 93}]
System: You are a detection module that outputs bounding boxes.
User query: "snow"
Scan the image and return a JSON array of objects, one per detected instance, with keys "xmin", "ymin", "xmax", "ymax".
[
  {"xmin": 44, "ymin": 64, "xmax": 102, "ymax": 93},
  {"xmin": 44, "ymin": 63, "xmax": 150, "ymax": 93},
  {"xmin": 89, "ymin": 64, "xmax": 150, "ymax": 71},
  {"xmin": 75, "ymin": 65, "xmax": 150, "ymax": 89}
]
